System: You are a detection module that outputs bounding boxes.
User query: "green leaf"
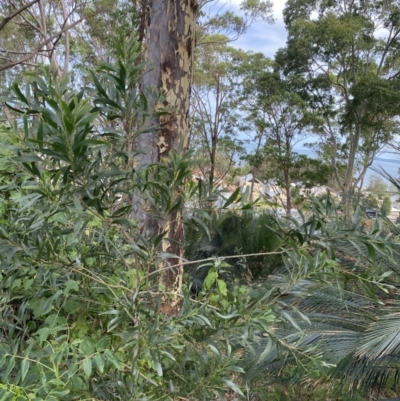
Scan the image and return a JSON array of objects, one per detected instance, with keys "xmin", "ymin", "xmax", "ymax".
[
  {"xmin": 94, "ymin": 353, "xmax": 105, "ymax": 374},
  {"xmin": 67, "ymin": 362, "xmax": 78, "ymax": 379},
  {"xmin": 217, "ymin": 279, "xmax": 227, "ymax": 296},
  {"xmin": 90, "ymin": 71, "xmax": 109, "ymax": 98},
  {"xmin": 20, "ymin": 359, "xmax": 30, "ymax": 382},
  {"xmin": 64, "ymin": 280, "xmax": 79, "ymax": 294},
  {"xmin": 73, "ymin": 139, "xmax": 108, "ymax": 150},
  {"xmin": 203, "ymin": 268, "xmax": 217, "ymax": 291},
  {"xmin": 12, "ymin": 155, "xmax": 43, "ymax": 162},
  {"xmin": 213, "ymin": 310, "xmax": 240, "ymax": 319},
  {"xmin": 12, "ymin": 82, "xmax": 28, "ymax": 104},
  {"xmin": 94, "ymin": 98, "xmax": 124, "ymax": 112},
  {"xmin": 221, "ymin": 379, "xmax": 244, "ymax": 397},
  {"xmin": 208, "ymin": 343, "xmax": 220, "ymax": 356},
  {"xmin": 83, "ymin": 358, "xmax": 92, "ymax": 378},
  {"xmin": 80, "ymin": 339, "xmax": 95, "ymax": 355},
  {"xmin": 105, "ymin": 350, "xmax": 120, "ymax": 369},
  {"xmin": 49, "ymin": 389, "xmax": 70, "ymax": 397},
  {"xmin": 3, "ymin": 356, "xmax": 15, "ymax": 381},
  {"xmin": 37, "ymin": 121, "xmax": 44, "ymax": 147},
  {"xmin": 226, "ymin": 365, "xmax": 245, "ymax": 373},
  {"xmin": 189, "ymin": 215, "xmax": 211, "ymax": 241},
  {"xmin": 281, "ymin": 311, "xmax": 302, "ymax": 331},
  {"xmin": 222, "ymin": 187, "xmax": 241, "ymax": 208},
  {"xmin": 154, "ymin": 360, "xmax": 163, "ymax": 377}
]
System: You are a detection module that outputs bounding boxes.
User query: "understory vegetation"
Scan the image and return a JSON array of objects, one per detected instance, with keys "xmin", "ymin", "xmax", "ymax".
[{"xmin": 1, "ymin": 42, "xmax": 400, "ymax": 401}]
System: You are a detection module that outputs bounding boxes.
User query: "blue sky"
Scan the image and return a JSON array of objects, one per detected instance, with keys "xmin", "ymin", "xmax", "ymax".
[{"xmin": 224, "ymin": 0, "xmax": 288, "ymax": 58}]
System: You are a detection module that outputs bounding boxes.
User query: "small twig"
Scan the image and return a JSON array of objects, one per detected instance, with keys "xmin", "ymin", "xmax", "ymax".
[{"xmin": 142, "ymin": 251, "xmax": 284, "ymax": 280}]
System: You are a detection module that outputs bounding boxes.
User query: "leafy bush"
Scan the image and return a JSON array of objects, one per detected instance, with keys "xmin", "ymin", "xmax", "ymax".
[
  {"xmin": 185, "ymin": 209, "xmax": 284, "ymax": 284},
  {"xmin": 2, "ymin": 38, "xmax": 400, "ymax": 401},
  {"xmin": 0, "ymin": 39, "xmax": 285, "ymax": 401}
]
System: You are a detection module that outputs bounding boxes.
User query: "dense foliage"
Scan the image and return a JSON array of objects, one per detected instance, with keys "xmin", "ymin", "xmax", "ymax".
[{"xmin": 2, "ymin": 1, "xmax": 400, "ymax": 401}]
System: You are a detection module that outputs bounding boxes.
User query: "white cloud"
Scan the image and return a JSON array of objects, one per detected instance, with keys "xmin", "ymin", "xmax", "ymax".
[
  {"xmin": 223, "ymin": 0, "xmax": 287, "ymax": 17},
  {"xmin": 227, "ymin": 0, "xmax": 288, "ymax": 58},
  {"xmin": 272, "ymin": 0, "xmax": 287, "ymax": 17},
  {"xmin": 202, "ymin": 1, "xmax": 288, "ymax": 58}
]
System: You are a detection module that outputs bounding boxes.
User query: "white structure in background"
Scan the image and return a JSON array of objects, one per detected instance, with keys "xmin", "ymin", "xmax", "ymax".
[
  {"xmin": 301, "ymin": 185, "xmax": 335, "ymax": 197},
  {"xmin": 390, "ymin": 195, "xmax": 400, "ymax": 210},
  {"xmin": 238, "ymin": 175, "xmax": 303, "ymax": 219},
  {"xmin": 222, "ymin": 175, "xmax": 341, "ymax": 222},
  {"xmin": 239, "ymin": 174, "xmax": 285, "ymax": 200}
]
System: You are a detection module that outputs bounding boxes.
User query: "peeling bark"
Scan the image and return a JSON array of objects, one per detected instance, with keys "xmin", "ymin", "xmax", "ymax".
[
  {"xmin": 137, "ymin": 0, "xmax": 198, "ymax": 304},
  {"xmin": 140, "ymin": 0, "xmax": 197, "ymax": 160}
]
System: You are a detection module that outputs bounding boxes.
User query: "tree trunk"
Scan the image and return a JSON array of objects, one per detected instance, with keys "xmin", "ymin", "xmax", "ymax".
[
  {"xmin": 210, "ymin": 133, "xmax": 217, "ymax": 192},
  {"xmin": 137, "ymin": 0, "xmax": 198, "ymax": 306},
  {"xmin": 342, "ymin": 125, "xmax": 361, "ymax": 221},
  {"xmin": 286, "ymin": 185, "xmax": 291, "ymax": 217}
]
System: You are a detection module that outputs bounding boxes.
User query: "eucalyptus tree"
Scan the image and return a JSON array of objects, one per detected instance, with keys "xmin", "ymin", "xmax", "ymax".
[
  {"xmin": 133, "ymin": 0, "xmax": 275, "ymax": 298},
  {"xmin": 278, "ymin": 0, "xmax": 400, "ymax": 218},
  {"xmin": 239, "ymin": 64, "xmax": 324, "ymax": 215},
  {"xmin": 237, "ymin": 52, "xmax": 273, "ymax": 200},
  {"xmin": 190, "ymin": 35, "xmax": 247, "ymax": 192},
  {"xmin": 133, "ymin": 0, "xmax": 198, "ymax": 303}
]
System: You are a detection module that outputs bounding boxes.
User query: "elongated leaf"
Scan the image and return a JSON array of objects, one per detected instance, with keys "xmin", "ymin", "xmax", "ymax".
[
  {"xmin": 90, "ymin": 71, "xmax": 109, "ymax": 98},
  {"xmin": 222, "ymin": 187, "xmax": 241, "ymax": 209},
  {"xmin": 94, "ymin": 353, "xmax": 105, "ymax": 373},
  {"xmin": 12, "ymin": 155, "xmax": 43, "ymax": 162},
  {"xmin": 12, "ymin": 82, "xmax": 28, "ymax": 104},
  {"xmin": 94, "ymin": 97, "xmax": 124, "ymax": 112},
  {"xmin": 20, "ymin": 359, "xmax": 30, "ymax": 382},
  {"xmin": 83, "ymin": 358, "xmax": 92, "ymax": 378},
  {"xmin": 221, "ymin": 379, "xmax": 244, "ymax": 397}
]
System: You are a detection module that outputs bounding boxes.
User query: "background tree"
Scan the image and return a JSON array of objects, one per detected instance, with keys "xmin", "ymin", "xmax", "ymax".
[
  {"xmin": 190, "ymin": 35, "xmax": 246, "ymax": 192},
  {"xmin": 366, "ymin": 175, "xmax": 391, "ymax": 199},
  {"xmin": 243, "ymin": 69, "xmax": 317, "ymax": 215},
  {"xmin": 196, "ymin": 0, "xmax": 274, "ymax": 45},
  {"xmin": 238, "ymin": 52, "xmax": 273, "ymax": 200},
  {"xmin": 238, "ymin": 55, "xmax": 334, "ymax": 208},
  {"xmin": 0, "ymin": 0, "xmax": 88, "ymax": 76},
  {"xmin": 280, "ymin": 0, "xmax": 400, "ymax": 219},
  {"xmin": 69, "ymin": 0, "xmax": 146, "ymax": 73}
]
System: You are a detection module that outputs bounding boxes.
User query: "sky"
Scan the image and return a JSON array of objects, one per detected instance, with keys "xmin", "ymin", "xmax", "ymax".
[{"xmin": 222, "ymin": 0, "xmax": 288, "ymax": 58}]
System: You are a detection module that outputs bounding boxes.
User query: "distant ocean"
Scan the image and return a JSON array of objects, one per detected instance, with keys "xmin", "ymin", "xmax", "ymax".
[{"xmin": 294, "ymin": 148, "xmax": 400, "ymax": 188}]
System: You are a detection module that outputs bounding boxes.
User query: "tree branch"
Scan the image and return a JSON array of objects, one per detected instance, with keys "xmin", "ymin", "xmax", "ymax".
[
  {"xmin": 0, "ymin": 0, "xmax": 40, "ymax": 32},
  {"xmin": 0, "ymin": 17, "xmax": 84, "ymax": 72}
]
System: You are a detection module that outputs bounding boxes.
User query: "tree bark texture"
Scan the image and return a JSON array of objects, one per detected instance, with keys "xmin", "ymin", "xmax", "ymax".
[
  {"xmin": 137, "ymin": 0, "xmax": 198, "ymax": 304},
  {"xmin": 140, "ymin": 0, "xmax": 197, "ymax": 161}
]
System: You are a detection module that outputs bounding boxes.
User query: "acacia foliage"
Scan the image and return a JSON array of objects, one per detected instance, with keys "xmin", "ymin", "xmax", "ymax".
[
  {"xmin": 2, "ymin": 37, "xmax": 400, "ymax": 401},
  {"xmin": 0, "ymin": 38, "xmax": 290, "ymax": 401}
]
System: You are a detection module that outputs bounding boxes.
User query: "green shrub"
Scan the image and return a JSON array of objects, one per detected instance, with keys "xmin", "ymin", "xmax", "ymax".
[
  {"xmin": 381, "ymin": 196, "xmax": 392, "ymax": 217},
  {"xmin": 2, "ymin": 39, "xmax": 400, "ymax": 401}
]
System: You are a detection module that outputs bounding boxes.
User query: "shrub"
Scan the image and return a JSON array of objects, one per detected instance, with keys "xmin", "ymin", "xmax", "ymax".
[{"xmin": 381, "ymin": 196, "xmax": 392, "ymax": 217}]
